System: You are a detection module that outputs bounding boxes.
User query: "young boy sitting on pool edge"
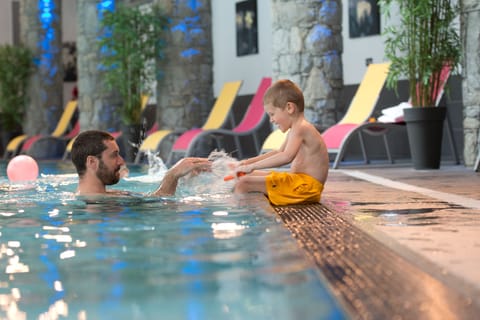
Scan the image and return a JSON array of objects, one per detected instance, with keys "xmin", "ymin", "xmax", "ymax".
[{"xmin": 233, "ymin": 79, "xmax": 329, "ymax": 206}]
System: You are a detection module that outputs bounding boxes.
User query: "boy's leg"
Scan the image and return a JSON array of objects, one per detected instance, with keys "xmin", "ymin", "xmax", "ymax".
[{"xmin": 234, "ymin": 174, "xmax": 267, "ymax": 194}]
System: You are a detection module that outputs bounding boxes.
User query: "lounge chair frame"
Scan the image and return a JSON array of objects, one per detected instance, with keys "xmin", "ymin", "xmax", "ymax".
[
  {"xmin": 134, "ymin": 81, "xmax": 243, "ymax": 165},
  {"xmin": 474, "ymin": 150, "xmax": 480, "ymax": 172},
  {"xmin": 183, "ymin": 77, "xmax": 272, "ymax": 160},
  {"xmin": 328, "ymin": 63, "xmax": 459, "ymax": 169},
  {"xmin": 3, "ymin": 100, "xmax": 78, "ymax": 159},
  {"xmin": 320, "ymin": 62, "xmax": 392, "ymax": 168}
]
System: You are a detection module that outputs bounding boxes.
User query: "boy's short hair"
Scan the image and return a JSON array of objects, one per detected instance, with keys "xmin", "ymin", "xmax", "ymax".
[
  {"xmin": 71, "ymin": 130, "xmax": 115, "ymax": 176},
  {"xmin": 263, "ymin": 79, "xmax": 304, "ymax": 112}
]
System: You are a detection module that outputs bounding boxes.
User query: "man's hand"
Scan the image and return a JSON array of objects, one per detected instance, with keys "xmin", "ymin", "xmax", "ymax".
[
  {"xmin": 170, "ymin": 157, "xmax": 212, "ymax": 179},
  {"xmin": 152, "ymin": 157, "xmax": 211, "ymax": 196}
]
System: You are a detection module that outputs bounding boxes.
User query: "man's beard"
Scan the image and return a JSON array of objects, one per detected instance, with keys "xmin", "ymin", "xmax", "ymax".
[{"xmin": 97, "ymin": 159, "xmax": 120, "ymax": 185}]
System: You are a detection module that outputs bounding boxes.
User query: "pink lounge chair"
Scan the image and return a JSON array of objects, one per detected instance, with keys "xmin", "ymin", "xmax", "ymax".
[
  {"xmin": 4, "ymin": 100, "xmax": 78, "ymax": 159},
  {"xmin": 178, "ymin": 77, "xmax": 272, "ymax": 159},
  {"xmin": 165, "ymin": 81, "xmax": 244, "ymax": 164},
  {"xmin": 22, "ymin": 120, "xmax": 80, "ymax": 158},
  {"xmin": 326, "ymin": 63, "xmax": 458, "ymax": 168},
  {"xmin": 7, "ymin": 100, "xmax": 79, "ymax": 159},
  {"xmin": 255, "ymin": 62, "xmax": 392, "ymax": 169},
  {"xmin": 259, "ymin": 63, "xmax": 391, "ymax": 168},
  {"xmin": 319, "ymin": 62, "xmax": 392, "ymax": 168}
]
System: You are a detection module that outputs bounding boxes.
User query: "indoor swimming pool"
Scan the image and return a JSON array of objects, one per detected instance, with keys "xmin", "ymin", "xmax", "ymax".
[{"xmin": 0, "ymin": 159, "xmax": 348, "ymax": 319}]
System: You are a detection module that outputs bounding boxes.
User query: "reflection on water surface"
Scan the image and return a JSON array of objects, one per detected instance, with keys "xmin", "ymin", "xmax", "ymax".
[{"xmin": 0, "ymin": 161, "xmax": 347, "ymax": 319}]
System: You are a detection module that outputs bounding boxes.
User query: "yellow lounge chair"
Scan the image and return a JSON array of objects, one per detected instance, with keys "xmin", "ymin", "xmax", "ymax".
[
  {"xmin": 328, "ymin": 62, "xmax": 458, "ymax": 168},
  {"xmin": 259, "ymin": 62, "xmax": 391, "ymax": 168},
  {"xmin": 3, "ymin": 100, "xmax": 78, "ymax": 159},
  {"xmin": 321, "ymin": 62, "xmax": 391, "ymax": 168},
  {"xmin": 3, "ymin": 134, "xmax": 28, "ymax": 159},
  {"xmin": 260, "ymin": 128, "xmax": 288, "ymax": 153},
  {"xmin": 135, "ymin": 81, "xmax": 243, "ymax": 164},
  {"xmin": 161, "ymin": 77, "xmax": 272, "ymax": 160}
]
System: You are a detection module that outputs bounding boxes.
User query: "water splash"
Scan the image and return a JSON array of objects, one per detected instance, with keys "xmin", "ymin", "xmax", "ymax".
[
  {"xmin": 147, "ymin": 151, "xmax": 168, "ymax": 176},
  {"xmin": 124, "ymin": 151, "xmax": 168, "ymax": 183},
  {"xmin": 177, "ymin": 150, "xmax": 239, "ymax": 197}
]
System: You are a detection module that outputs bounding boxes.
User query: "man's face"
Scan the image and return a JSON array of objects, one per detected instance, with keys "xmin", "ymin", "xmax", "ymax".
[{"xmin": 96, "ymin": 140, "xmax": 125, "ymax": 185}]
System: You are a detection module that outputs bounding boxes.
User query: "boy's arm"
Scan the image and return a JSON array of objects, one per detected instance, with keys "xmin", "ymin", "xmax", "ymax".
[
  {"xmin": 152, "ymin": 158, "xmax": 211, "ymax": 196},
  {"xmin": 239, "ymin": 128, "xmax": 302, "ymax": 172},
  {"xmin": 239, "ymin": 131, "xmax": 288, "ymax": 166},
  {"xmin": 240, "ymin": 150, "xmax": 278, "ymax": 166}
]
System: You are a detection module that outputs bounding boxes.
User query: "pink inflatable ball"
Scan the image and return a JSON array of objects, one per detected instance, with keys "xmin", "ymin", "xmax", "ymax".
[{"xmin": 6, "ymin": 155, "xmax": 39, "ymax": 182}]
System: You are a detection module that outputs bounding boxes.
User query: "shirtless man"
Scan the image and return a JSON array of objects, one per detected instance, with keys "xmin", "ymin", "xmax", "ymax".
[
  {"xmin": 71, "ymin": 130, "xmax": 211, "ymax": 196},
  {"xmin": 234, "ymin": 79, "xmax": 329, "ymax": 205}
]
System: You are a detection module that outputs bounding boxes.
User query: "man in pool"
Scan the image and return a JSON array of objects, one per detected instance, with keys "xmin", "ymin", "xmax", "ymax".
[{"xmin": 71, "ymin": 130, "xmax": 211, "ymax": 196}]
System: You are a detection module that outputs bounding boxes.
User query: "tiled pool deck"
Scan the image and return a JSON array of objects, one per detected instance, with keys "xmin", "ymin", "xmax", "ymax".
[{"xmin": 273, "ymin": 163, "xmax": 480, "ymax": 319}]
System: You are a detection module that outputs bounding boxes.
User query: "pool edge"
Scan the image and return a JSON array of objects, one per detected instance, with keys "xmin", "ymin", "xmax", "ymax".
[{"xmin": 272, "ymin": 202, "xmax": 480, "ymax": 319}]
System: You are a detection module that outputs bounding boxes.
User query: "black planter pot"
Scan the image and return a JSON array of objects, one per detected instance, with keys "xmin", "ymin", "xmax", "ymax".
[
  {"xmin": 120, "ymin": 124, "xmax": 144, "ymax": 163},
  {"xmin": 403, "ymin": 106, "xmax": 447, "ymax": 169}
]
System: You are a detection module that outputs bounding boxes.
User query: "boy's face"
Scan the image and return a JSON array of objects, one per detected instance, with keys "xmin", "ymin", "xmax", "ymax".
[{"xmin": 264, "ymin": 102, "xmax": 292, "ymax": 132}]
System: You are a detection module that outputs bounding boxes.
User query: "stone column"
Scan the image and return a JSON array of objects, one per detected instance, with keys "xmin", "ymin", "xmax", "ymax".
[
  {"xmin": 20, "ymin": 0, "xmax": 63, "ymax": 135},
  {"xmin": 461, "ymin": 0, "xmax": 480, "ymax": 166},
  {"xmin": 271, "ymin": 0, "xmax": 343, "ymax": 131},
  {"xmin": 76, "ymin": 0, "xmax": 119, "ymax": 132},
  {"xmin": 155, "ymin": 0, "xmax": 213, "ymax": 132}
]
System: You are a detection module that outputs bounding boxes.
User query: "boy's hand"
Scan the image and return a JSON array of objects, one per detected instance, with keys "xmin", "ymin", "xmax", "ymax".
[{"xmin": 236, "ymin": 164, "xmax": 253, "ymax": 174}]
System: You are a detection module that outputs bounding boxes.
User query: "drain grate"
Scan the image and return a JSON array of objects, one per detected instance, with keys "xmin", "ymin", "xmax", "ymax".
[{"xmin": 274, "ymin": 203, "xmax": 479, "ymax": 319}]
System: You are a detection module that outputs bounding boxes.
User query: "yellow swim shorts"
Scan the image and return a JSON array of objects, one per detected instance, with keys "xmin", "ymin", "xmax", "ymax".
[{"xmin": 265, "ymin": 171, "xmax": 324, "ymax": 206}]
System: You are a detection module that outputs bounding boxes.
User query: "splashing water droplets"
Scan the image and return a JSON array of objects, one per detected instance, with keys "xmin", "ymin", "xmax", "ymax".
[
  {"xmin": 146, "ymin": 151, "xmax": 168, "ymax": 176},
  {"xmin": 177, "ymin": 150, "xmax": 240, "ymax": 197}
]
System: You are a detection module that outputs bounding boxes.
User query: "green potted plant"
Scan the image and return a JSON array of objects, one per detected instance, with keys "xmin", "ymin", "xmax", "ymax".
[
  {"xmin": 381, "ymin": 0, "xmax": 461, "ymax": 169},
  {"xmin": 98, "ymin": 4, "xmax": 168, "ymax": 161},
  {"xmin": 0, "ymin": 44, "xmax": 34, "ymax": 154}
]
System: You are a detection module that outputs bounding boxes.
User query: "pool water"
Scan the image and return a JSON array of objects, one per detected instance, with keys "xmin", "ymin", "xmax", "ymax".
[{"xmin": 0, "ymin": 160, "xmax": 347, "ymax": 319}]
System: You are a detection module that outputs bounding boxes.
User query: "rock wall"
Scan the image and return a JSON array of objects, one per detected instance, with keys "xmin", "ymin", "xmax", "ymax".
[
  {"xmin": 21, "ymin": 0, "xmax": 64, "ymax": 135},
  {"xmin": 271, "ymin": 0, "xmax": 343, "ymax": 131},
  {"xmin": 76, "ymin": 0, "xmax": 119, "ymax": 132},
  {"xmin": 155, "ymin": 0, "xmax": 213, "ymax": 132},
  {"xmin": 461, "ymin": 0, "xmax": 480, "ymax": 166}
]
